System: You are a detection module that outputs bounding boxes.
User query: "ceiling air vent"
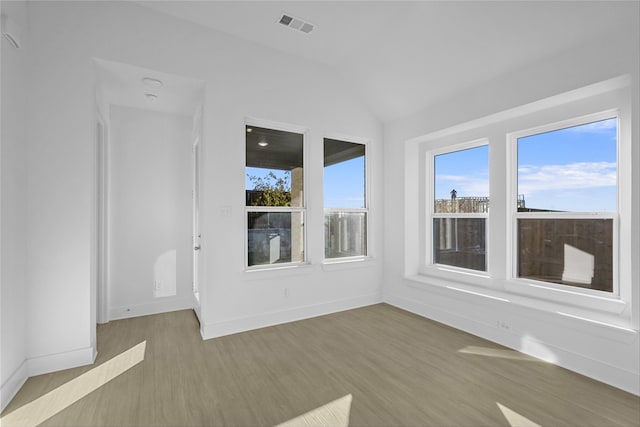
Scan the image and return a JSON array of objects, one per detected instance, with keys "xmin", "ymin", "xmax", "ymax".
[{"xmin": 278, "ymin": 13, "xmax": 314, "ymax": 34}]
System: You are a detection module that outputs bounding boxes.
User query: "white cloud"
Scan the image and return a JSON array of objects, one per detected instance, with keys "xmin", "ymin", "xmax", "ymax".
[
  {"xmin": 326, "ymin": 196, "xmax": 364, "ymax": 203},
  {"xmin": 518, "ymin": 162, "xmax": 616, "ymax": 196},
  {"xmin": 436, "ymin": 173, "xmax": 489, "ymax": 198},
  {"xmin": 437, "ymin": 174, "xmax": 472, "ymax": 182},
  {"xmin": 325, "ymin": 196, "xmax": 365, "ymax": 209},
  {"xmin": 565, "ymin": 118, "xmax": 616, "ymax": 133}
]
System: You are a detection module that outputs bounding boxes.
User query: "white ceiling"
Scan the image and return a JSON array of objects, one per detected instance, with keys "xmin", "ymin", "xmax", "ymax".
[
  {"xmin": 95, "ymin": 58, "xmax": 205, "ymax": 116},
  {"xmin": 137, "ymin": 1, "xmax": 638, "ymax": 122}
]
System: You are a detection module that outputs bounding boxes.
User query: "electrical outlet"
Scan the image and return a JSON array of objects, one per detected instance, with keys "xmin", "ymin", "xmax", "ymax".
[{"xmin": 154, "ymin": 281, "xmax": 160, "ymax": 291}]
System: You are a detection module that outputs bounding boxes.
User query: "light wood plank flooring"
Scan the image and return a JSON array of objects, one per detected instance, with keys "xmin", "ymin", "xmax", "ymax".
[{"xmin": 2, "ymin": 304, "xmax": 639, "ymax": 426}]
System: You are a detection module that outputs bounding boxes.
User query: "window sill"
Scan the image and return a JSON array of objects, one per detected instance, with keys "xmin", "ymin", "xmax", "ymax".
[
  {"xmin": 322, "ymin": 256, "xmax": 376, "ymax": 271},
  {"xmin": 504, "ymin": 279, "xmax": 627, "ymax": 315},
  {"xmin": 419, "ymin": 264, "xmax": 493, "ymax": 288},
  {"xmin": 408, "ymin": 271, "xmax": 507, "ymax": 303},
  {"xmin": 243, "ymin": 262, "xmax": 315, "ymax": 280},
  {"xmin": 406, "ymin": 272, "xmax": 636, "ymax": 341},
  {"xmin": 415, "ymin": 265, "xmax": 627, "ymax": 315}
]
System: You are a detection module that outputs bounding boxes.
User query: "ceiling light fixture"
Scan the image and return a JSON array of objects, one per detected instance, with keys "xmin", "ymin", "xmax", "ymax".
[
  {"xmin": 246, "ymin": 128, "xmax": 253, "ymax": 133},
  {"xmin": 145, "ymin": 93, "xmax": 158, "ymax": 101},
  {"xmin": 258, "ymin": 141, "xmax": 269, "ymax": 147},
  {"xmin": 142, "ymin": 77, "xmax": 163, "ymax": 88}
]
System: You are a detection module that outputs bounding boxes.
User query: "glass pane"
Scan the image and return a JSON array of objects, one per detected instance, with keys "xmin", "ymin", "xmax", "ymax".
[
  {"xmin": 246, "ymin": 126, "xmax": 303, "ymax": 207},
  {"xmin": 433, "ymin": 218, "xmax": 486, "ymax": 271},
  {"xmin": 324, "ymin": 139, "xmax": 366, "ymax": 209},
  {"xmin": 517, "ymin": 118, "xmax": 617, "ymax": 212},
  {"xmin": 247, "ymin": 212, "xmax": 304, "ymax": 266},
  {"xmin": 517, "ymin": 218, "xmax": 613, "ymax": 292},
  {"xmin": 434, "ymin": 145, "xmax": 489, "ymax": 213},
  {"xmin": 325, "ymin": 211, "xmax": 367, "ymax": 258}
]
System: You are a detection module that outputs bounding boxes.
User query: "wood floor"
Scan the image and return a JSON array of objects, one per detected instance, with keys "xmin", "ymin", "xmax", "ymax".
[{"xmin": 2, "ymin": 304, "xmax": 639, "ymax": 426}]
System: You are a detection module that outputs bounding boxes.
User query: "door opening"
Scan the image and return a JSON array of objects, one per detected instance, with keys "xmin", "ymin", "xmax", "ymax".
[
  {"xmin": 95, "ymin": 116, "xmax": 109, "ymax": 324},
  {"xmin": 93, "ymin": 58, "xmax": 205, "ymax": 326},
  {"xmin": 192, "ymin": 135, "xmax": 201, "ymax": 303}
]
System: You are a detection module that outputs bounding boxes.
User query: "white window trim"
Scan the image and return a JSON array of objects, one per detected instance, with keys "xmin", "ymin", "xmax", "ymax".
[
  {"xmin": 424, "ymin": 138, "xmax": 490, "ymax": 274},
  {"xmin": 506, "ymin": 110, "xmax": 622, "ymax": 304},
  {"xmin": 244, "ymin": 118, "xmax": 309, "ymax": 271},
  {"xmin": 406, "ymin": 76, "xmax": 633, "ymax": 323},
  {"xmin": 322, "ymin": 135, "xmax": 371, "ymax": 264}
]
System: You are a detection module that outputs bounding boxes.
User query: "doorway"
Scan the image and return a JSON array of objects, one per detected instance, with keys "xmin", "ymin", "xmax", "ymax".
[
  {"xmin": 94, "ymin": 59, "xmax": 205, "ymax": 325},
  {"xmin": 191, "ymin": 108, "xmax": 202, "ymax": 306},
  {"xmin": 95, "ymin": 116, "xmax": 108, "ymax": 324}
]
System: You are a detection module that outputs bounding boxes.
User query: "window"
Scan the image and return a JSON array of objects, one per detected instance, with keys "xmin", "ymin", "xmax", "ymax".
[
  {"xmin": 246, "ymin": 125, "xmax": 305, "ymax": 267},
  {"xmin": 324, "ymin": 138, "xmax": 367, "ymax": 259},
  {"xmin": 408, "ymin": 79, "xmax": 631, "ymax": 317},
  {"xmin": 430, "ymin": 142, "xmax": 489, "ymax": 272},
  {"xmin": 513, "ymin": 114, "xmax": 617, "ymax": 293}
]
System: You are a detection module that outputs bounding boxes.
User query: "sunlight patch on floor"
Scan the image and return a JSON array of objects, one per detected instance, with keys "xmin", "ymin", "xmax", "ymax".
[
  {"xmin": 458, "ymin": 346, "xmax": 542, "ymax": 362},
  {"xmin": 0, "ymin": 341, "xmax": 146, "ymax": 427},
  {"xmin": 276, "ymin": 394, "xmax": 352, "ymax": 427},
  {"xmin": 497, "ymin": 402, "xmax": 541, "ymax": 427}
]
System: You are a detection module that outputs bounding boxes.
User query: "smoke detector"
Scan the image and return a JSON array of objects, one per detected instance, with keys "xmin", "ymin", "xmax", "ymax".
[
  {"xmin": 278, "ymin": 13, "xmax": 314, "ymax": 34},
  {"xmin": 142, "ymin": 77, "xmax": 163, "ymax": 88}
]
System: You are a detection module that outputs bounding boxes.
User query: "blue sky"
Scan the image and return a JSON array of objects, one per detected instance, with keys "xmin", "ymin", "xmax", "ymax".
[
  {"xmin": 246, "ymin": 155, "xmax": 366, "ymax": 209},
  {"xmin": 247, "ymin": 118, "xmax": 617, "ymax": 213},
  {"xmin": 434, "ymin": 118, "xmax": 617, "ymax": 212},
  {"xmin": 324, "ymin": 156, "xmax": 365, "ymax": 208},
  {"xmin": 246, "ymin": 167, "xmax": 290, "ymax": 188},
  {"xmin": 517, "ymin": 118, "xmax": 616, "ymax": 212},
  {"xmin": 434, "ymin": 145, "xmax": 489, "ymax": 201}
]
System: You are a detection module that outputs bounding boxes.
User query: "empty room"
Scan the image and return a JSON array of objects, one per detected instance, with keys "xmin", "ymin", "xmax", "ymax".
[{"xmin": 1, "ymin": 1, "xmax": 639, "ymax": 426}]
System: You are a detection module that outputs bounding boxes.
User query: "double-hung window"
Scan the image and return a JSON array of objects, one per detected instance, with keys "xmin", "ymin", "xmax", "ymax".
[
  {"xmin": 512, "ymin": 112, "xmax": 618, "ymax": 293},
  {"xmin": 430, "ymin": 141, "xmax": 489, "ymax": 272},
  {"xmin": 324, "ymin": 138, "xmax": 367, "ymax": 259},
  {"xmin": 245, "ymin": 125, "xmax": 305, "ymax": 267},
  {"xmin": 411, "ymin": 79, "xmax": 631, "ymax": 317}
]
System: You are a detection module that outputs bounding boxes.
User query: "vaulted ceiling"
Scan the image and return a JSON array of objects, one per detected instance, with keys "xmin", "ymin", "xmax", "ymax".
[{"xmin": 137, "ymin": 1, "xmax": 638, "ymax": 123}]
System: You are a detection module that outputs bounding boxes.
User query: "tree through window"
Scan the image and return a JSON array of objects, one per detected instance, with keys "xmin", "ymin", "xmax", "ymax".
[{"xmin": 246, "ymin": 125, "xmax": 305, "ymax": 267}]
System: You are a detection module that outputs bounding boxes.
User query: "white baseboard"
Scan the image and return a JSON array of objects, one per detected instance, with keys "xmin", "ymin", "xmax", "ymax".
[
  {"xmin": 192, "ymin": 299, "xmax": 203, "ymax": 330},
  {"xmin": 384, "ymin": 293, "xmax": 640, "ymax": 396},
  {"xmin": 27, "ymin": 346, "xmax": 96, "ymax": 378},
  {"xmin": 201, "ymin": 293, "xmax": 382, "ymax": 340},
  {"xmin": 109, "ymin": 297, "xmax": 193, "ymax": 321},
  {"xmin": 2, "ymin": 298, "xmax": 194, "ymax": 412},
  {"xmin": 0, "ymin": 360, "xmax": 28, "ymax": 413},
  {"xmin": 1, "ymin": 346, "xmax": 96, "ymax": 412}
]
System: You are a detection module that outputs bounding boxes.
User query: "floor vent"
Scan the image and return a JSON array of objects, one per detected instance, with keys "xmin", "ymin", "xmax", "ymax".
[{"xmin": 278, "ymin": 13, "xmax": 314, "ymax": 34}]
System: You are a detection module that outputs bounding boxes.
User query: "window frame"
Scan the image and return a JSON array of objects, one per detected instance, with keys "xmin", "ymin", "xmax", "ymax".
[
  {"xmin": 425, "ymin": 138, "xmax": 490, "ymax": 275},
  {"xmin": 322, "ymin": 135, "xmax": 370, "ymax": 263},
  {"xmin": 244, "ymin": 118, "xmax": 309, "ymax": 271},
  {"xmin": 507, "ymin": 110, "xmax": 620, "ymax": 297},
  {"xmin": 406, "ymin": 77, "xmax": 633, "ymax": 319}
]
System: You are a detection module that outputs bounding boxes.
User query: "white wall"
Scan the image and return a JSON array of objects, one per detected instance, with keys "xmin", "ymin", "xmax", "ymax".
[
  {"xmin": 108, "ymin": 106, "xmax": 193, "ymax": 320},
  {"xmin": 383, "ymin": 20, "xmax": 640, "ymax": 394},
  {"xmin": 3, "ymin": 0, "xmax": 638, "ymax": 409},
  {"xmin": 0, "ymin": 0, "xmax": 29, "ymax": 411},
  {"xmin": 20, "ymin": 0, "xmax": 382, "ymax": 378}
]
